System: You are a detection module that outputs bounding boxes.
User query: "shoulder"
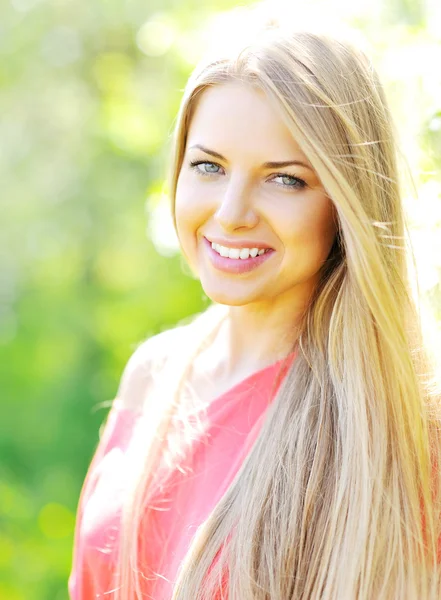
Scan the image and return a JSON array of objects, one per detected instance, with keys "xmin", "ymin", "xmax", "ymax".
[
  {"xmin": 116, "ymin": 324, "xmax": 188, "ymax": 413},
  {"xmin": 116, "ymin": 304, "xmax": 227, "ymax": 413}
]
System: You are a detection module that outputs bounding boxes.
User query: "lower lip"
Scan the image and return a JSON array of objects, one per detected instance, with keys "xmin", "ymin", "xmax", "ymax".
[{"xmin": 202, "ymin": 237, "xmax": 275, "ymax": 274}]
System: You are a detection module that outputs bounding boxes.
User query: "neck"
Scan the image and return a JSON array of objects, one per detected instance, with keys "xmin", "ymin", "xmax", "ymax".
[{"xmin": 211, "ymin": 289, "xmax": 310, "ymax": 379}]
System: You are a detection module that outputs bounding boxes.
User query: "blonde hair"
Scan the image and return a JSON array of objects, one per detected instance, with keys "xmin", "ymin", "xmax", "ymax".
[{"xmin": 113, "ymin": 6, "xmax": 441, "ymax": 599}]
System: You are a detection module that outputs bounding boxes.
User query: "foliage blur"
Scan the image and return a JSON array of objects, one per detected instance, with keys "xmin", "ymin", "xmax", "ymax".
[{"xmin": 0, "ymin": 0, "xmax": 440, "ymax": 598}]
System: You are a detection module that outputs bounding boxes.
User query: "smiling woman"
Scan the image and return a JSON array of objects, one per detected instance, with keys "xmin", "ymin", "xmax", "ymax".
[
  {"xmin": 69, "ymin": 3, "xmax": 441, "ymax": 600},
  {"xmin": 175, "ymin": 83, "xmax": 337, "ymax": 306}
]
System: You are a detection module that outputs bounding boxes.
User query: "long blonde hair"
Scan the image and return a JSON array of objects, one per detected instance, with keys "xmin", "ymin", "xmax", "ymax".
[{"xmin": 114, "ymin": 7, "xmax": 441, "ymax": 599}]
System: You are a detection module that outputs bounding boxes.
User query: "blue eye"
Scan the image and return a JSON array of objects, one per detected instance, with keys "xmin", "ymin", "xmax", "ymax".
[
  {"xmin": 188, "ymin": 160, "xmax": 307, "ymax": 191},
  {"xmin": 189, "ymin": 160, "xmax": 222, "ymax": 176},
  {"xmin": 271, "ymin": 174, "xmax": 307, "ymax": 190}
]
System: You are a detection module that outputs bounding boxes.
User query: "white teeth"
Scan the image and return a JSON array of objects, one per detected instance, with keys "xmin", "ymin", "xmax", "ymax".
[{"xmin": 210, "ymin": 241, "xmax": 269, "ymax": 259}]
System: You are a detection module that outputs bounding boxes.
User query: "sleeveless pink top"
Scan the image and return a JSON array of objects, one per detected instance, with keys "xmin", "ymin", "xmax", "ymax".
[{"xmin": 68, "ymin": 354, "xmax": 294, "ymax": 599}]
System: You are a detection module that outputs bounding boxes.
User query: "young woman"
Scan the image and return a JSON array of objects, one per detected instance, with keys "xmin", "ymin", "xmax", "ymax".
[{"xmin": 69, "ymin": 6, "xmax": 441, "ymax": 599}]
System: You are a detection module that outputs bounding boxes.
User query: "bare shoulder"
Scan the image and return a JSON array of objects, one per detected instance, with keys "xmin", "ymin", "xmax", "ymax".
[
  {"xmin": 116, "ymin": 304, "xmax": 226, "ymax": 413},
  {"xmin": 116, "ymin": 324, "xmax": 190, "ymax": 413}
]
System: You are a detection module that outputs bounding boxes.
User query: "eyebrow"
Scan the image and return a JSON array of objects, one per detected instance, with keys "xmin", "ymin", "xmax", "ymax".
[{"xmin": 188, "ymin": 144, "xmax": 313, "ymax": 171}]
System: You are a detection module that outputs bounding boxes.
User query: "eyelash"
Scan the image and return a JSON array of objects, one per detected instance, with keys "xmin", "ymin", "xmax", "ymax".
[{"xmin": 188, "ymin": 160, "xmax": 307, "ymax": 190}]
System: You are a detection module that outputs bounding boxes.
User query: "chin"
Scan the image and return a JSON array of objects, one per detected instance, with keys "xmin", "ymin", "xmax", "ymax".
[
  {"xmin": 200, "ymin": 284, "xmax": 262, "ymax": 307},
  {"xmin": 207, "ymin": 296, "xmax": 250, "ymax": 307}
]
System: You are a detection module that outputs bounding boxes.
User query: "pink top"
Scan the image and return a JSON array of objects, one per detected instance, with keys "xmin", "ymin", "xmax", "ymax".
[{"xmin": 68, "ymin": 353, "xmax": 295, "ymax": 599}]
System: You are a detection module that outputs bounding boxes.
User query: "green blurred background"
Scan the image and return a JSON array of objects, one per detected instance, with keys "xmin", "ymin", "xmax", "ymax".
[{"xmin": 0, "ymin": 0, "xmax": 440, "ymax": 598}]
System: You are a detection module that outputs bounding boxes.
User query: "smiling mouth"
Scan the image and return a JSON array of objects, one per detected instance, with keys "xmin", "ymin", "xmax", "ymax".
[
  {"xmin": 202, "ymin": 236, "xmax": 275, "ymax": 274},
  {"xmin": 205, "ymin": 237, "xmax": 273, "ymax": 260}
]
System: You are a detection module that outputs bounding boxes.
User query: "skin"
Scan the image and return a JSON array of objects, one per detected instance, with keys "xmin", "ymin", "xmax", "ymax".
[{"xmin": 175, "ymin": 82, "xmax": 338, "ymax": 386}]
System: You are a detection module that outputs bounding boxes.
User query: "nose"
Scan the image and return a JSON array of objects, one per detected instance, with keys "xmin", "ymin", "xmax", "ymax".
[{"xmin": 214, "ymin": 175, "xmax": 259, "ymax": 232}]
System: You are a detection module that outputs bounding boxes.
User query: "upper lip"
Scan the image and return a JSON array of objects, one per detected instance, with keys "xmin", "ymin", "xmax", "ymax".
[{"xmin": 204, "ymin": 236, "xmax": 273, "ymax": 250}]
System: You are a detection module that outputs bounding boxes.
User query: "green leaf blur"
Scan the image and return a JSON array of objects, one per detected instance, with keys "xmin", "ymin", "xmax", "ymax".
[{"xmin": 0, "ymin": 0, "xmax": 440, "ymax": 598}]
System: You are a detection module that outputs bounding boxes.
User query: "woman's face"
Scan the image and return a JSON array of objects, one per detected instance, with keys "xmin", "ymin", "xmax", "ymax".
[{"xmin": 175, "ymin": 82, "xmax": 337, "ymax": 307}]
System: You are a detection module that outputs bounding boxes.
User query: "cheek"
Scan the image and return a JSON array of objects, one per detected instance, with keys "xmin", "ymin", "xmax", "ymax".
[
  {"xmin": 175, "ymin": 175, "xmax": 196, "ymax": 232},
  {"xmin": 174, "ymin": 177, "xmax": 210, "ymax": 259},
  {"xmin": 278, "ymin": 196, "xmax": 337, "ymax": 257}
]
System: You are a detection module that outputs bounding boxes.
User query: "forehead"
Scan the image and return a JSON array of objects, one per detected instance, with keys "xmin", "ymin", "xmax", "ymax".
[{"xmin": 186, "ymin": 82, "xmax": 308, "ymax": 162}]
